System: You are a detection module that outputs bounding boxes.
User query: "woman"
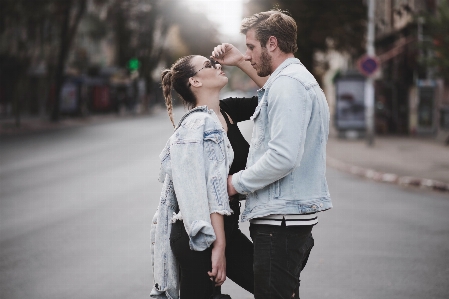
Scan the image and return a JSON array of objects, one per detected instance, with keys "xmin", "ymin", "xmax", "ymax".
[{"xmin": 150, "ymin": 46, "xmax": 266, "ymax": 299}]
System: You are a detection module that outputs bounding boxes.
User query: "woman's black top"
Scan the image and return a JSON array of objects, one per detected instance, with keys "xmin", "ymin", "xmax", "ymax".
[{"xmin": 219, "ymin": 96, "xmax": 258, "ymax": 175}]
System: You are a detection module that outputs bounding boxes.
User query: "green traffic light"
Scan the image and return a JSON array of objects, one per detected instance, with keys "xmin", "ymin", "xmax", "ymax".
[{"xmin": 128, "ymin": 58, "xmax": 140, "ymax": 70}]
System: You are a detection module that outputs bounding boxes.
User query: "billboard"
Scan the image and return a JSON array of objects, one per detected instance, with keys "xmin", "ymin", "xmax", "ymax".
[{"xmin": 335, "ymin": 76, "xmax": 366, "ymax": 130}]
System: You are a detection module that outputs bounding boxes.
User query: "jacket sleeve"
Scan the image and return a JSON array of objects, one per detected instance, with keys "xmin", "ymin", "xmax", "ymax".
[
  {"xmin": 170, "ymin": 119, "xmax": 229, "ymax": 251},
  {"xmin": 232, "ymin": 76, "xmax": 313, "ymax": 194}
]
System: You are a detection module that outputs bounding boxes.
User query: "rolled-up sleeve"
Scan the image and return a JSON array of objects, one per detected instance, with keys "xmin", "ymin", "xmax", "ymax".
[{"xmin": 171, "ymin": 135, "xmax": 216, "ymax": 251}]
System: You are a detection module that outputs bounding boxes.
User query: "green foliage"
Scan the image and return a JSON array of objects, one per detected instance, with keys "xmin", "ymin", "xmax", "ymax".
[{"xmin": 420, "ymin": 0, "xmax": 449, "ymax": 81}]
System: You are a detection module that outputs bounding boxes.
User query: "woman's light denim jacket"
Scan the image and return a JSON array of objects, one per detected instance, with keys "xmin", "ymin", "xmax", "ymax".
[
  {"xmin": 150, "ymin": 106, "xmax": 234, "ymax": 299},
  {"xmin": 231, "ymin": 58, "xmax": 333, "ymax": 221}
]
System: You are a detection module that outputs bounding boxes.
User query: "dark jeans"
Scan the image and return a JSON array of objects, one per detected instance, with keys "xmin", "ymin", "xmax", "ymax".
[
  {"xmin": 224, "ymin": 201, "xmax": 254, "ymax": 294},
  {"xmin": 250, "ymin": 223, "xmax": 314, "ymax": 299},
  {"xmin": 170, "ymin": 220, "xmax": 214, "ymax": 299},
  {"xmin": 170, "ymin": 201, "xmax": 254, "ymax": 299}
]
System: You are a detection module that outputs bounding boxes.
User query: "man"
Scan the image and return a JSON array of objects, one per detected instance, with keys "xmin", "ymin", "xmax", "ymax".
[{"xmin": 215, "ymin": 10, "xmax": 333, "ymax": 299}]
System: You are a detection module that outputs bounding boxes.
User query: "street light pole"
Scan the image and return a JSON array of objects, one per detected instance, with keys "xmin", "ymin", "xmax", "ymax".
[{"xmin": 365, "ymin": 0, "xmax": 375, "ymax": 146}]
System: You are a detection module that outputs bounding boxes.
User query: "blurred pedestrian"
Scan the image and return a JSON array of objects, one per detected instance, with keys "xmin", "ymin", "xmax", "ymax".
[
  {"xmin": 150, "ymin": 54, "xmax": 266, "ymax": 299},
  {"xmin": 216, "ymin": 10, "xmax": 333, "ymax": 299}
]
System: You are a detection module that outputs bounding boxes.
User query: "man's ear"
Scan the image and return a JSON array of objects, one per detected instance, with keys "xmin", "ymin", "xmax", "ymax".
[
  {"xmin": 267, "ymin": 36, "xmax": 278, "ymax": 52},
  {"xmin": 189, "ymin": 77, "xmax": 202, "ymax": 88}
]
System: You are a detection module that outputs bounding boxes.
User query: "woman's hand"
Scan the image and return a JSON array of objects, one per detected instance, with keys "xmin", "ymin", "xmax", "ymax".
[
  {"xmin": 211, "ymin": 43, "xmax": 245, "ymax": 67},
  {"xmin": 208, "ymin": 213, "xmax": 226, "ymax": 286},
  {"xmin": 208, "ymin": 243, "xmax": 226, "ymax": 286}
]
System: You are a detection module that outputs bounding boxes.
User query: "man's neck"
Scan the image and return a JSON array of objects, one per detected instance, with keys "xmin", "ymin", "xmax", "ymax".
[{"xmin": 270, "ymin": 52, "xmax": 295, "ymax": 74}]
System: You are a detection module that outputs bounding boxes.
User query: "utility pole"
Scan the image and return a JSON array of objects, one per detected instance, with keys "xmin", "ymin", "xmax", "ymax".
[{"xmin": 365, "ymin": 0, "xmax": 375, "ymax": 146}]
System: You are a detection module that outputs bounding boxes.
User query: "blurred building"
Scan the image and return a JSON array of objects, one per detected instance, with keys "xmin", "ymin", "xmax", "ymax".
[
  {"xmin": 374, "ymin": 0, "xmax": 449, "ymax": 142},
  {"xmin": 0, "ymin": 0, "xmax": 162, "ymax": 119},
  {"xmin": 321, "ymin": 0, "xmax": 449, "ymax": 143}
]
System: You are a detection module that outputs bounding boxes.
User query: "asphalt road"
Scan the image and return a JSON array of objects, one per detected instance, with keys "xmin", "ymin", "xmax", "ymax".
[{"xmin": 1, "ymin": 109, "xmax": 448, "ymax": 299}]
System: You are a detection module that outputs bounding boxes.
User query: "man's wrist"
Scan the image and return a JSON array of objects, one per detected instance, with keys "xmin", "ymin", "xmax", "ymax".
[{"xmin": 236, "ymin": 57, "xmax": 248, "ymax": 69}]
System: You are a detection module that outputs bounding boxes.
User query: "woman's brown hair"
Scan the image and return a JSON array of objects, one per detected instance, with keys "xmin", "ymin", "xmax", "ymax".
[{"xmin": 161, "ymin": 55, "xmax": 197, "ymax": 128}]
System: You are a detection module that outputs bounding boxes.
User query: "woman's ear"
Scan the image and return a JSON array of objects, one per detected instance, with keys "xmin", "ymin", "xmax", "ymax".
[{"xmin": 189, "ymin": 77, "xmax": 202, "ymax": 88}]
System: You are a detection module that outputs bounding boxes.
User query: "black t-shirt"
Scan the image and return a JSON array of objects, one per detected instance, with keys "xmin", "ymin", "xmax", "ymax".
[{"xmin": 219, "ymin": 96, "xmax": 258, "ymax": 175}]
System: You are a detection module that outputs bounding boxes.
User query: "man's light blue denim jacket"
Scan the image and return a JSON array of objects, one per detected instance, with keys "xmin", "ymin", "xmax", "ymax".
[
  {"xmin": 150, "ymin": 106, "xmax": 234, "ymax": 299},
  {"xmin": 232, "ymin": 58, "xmax": 333, "ymax": 221}
]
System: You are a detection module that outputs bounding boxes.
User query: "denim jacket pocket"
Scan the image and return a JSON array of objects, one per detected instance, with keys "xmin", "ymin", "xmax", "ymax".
[
  {"xmin": 204, "ymin": 130, "xmax": 225, "ymax": 162},
  {"xmin": 272, "ymin": 180, "xmax": 280, "ymax": 199},
  {"xmin": 250, "ymin": 102, "xmax": 266, "ymax": 149}
]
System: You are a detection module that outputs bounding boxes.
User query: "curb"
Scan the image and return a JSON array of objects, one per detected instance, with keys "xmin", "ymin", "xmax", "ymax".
[{"xmin": 327, "ymin": 157, "xmax": 449, "ymax": 194}]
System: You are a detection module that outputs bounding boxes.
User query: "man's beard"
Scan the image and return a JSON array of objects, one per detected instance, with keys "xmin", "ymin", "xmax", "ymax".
[{"xmin": 257, "ymin": 47, "xmax": 272, "ymax": 77}]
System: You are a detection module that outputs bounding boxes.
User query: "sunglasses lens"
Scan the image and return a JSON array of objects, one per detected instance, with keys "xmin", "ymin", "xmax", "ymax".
[{"xmin": 210, "ymin": 58, "xmax": 217, "ymax": 68}]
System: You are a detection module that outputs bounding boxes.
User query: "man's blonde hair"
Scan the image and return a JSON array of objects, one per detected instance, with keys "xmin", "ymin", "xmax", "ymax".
[{"xmin": 240, "ymin": 10, "xmax": 298, "ymax": 54}]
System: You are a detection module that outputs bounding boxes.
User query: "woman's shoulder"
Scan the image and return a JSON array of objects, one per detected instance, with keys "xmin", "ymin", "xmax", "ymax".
[
  {"xmin": 173, "ymin": 108, "xmax": 222, "ymax": 141},
  {"xmin": 179, "ymin": 107, "xmax": 221, "ymax": 130}
]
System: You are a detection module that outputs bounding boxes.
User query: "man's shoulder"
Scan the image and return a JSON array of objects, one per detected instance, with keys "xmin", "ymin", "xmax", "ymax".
[{"xmin": 271, "ymin": 64, "xmax": 318, "ymax": 90}]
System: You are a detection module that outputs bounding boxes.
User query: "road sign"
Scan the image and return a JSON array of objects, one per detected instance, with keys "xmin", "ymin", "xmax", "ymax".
[{"xmin": 357, "ymin": 55, "xmax": 379, "ymax": 77}]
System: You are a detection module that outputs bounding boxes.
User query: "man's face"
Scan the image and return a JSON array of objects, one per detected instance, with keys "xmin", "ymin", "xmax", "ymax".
[{"xmin": 244, "ymin": 29, "xmax": 272, "ymax": 77}]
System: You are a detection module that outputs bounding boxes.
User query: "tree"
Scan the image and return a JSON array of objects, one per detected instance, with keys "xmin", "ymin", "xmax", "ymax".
[
  {"xmin": 0, "ymin": 0, "xmax": 57, "ymax": 125},
  {"xmin": 0, "ymin": 0, "xmax": 91, "ymax": 122},
  {"xmin": 107, "ymin": 0, "xmax": 220, "ymax": 105},
  {"xmin": 0, "ymin": 0, "xmax": 223, "ymax": 121},
  {"xmin": 244, "ymin": 0, "xmax": 367, "ymax": 80},
  {"xmin": 51, "ymin": 0, "xmax": 88, "ymax": 121}
]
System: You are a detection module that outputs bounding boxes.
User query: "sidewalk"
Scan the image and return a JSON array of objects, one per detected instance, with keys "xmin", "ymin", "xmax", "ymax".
[{"xmin": 327, "ymin": 136, "xmax": 449, "ymax": 193}]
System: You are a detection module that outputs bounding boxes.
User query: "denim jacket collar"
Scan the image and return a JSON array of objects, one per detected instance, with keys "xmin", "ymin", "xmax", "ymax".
[
  {"xmin": 261, "ymin": 58, "xmax": 302, "ymax": 91},
  {"xmin": 175, "ymin": 105, "xmax": 210, "ymax": 130}
]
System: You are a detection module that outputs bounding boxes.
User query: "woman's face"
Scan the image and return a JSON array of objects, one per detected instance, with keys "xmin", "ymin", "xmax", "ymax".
[{"xmin": 189, "ymin": 55, "xmax": 228, "ymax": 89}]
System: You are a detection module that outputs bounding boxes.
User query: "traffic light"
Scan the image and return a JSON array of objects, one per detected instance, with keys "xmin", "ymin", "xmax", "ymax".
[{"xmin": 128, "ymin": 58, "xmax": 140, "ymax": 71}]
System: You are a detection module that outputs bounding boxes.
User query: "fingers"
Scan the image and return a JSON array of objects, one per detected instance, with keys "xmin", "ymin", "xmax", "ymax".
[
  {"xmin": 207, "ymin": 267, "xmax": 217, "ymax": 279},
  {"xmin": 212, "ymin": 43, "xmax": 231, "ymax": 59},
  {"xmin": 211, "ymin": 48, "xmax": 224, "ymax": 60},
  {"xmin": 208, "ymin": 268, "xmax": 226, "ymax": 286},
  {"xmin": 215, "ymin": 268, "xmax": 226, "ymax": 286}
]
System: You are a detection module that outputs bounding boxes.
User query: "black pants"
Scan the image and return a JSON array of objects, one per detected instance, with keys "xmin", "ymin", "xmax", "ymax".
[
  {"xmin": 170, "ymin": 201, "xmax": 254, "ymax": 299},
  {"xmin": 250, "ymin": 223, "xmax": 314, "ymax": 299}
]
